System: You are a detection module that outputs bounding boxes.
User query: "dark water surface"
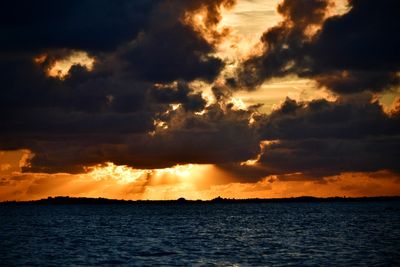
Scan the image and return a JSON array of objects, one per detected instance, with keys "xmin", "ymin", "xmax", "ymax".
[{"xmin": 1, "ymin": 202, "xmax": 399, "ymax": 266}]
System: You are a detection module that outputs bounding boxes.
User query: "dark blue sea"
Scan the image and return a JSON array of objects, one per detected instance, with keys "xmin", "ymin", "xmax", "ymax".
[{"xmin": 1, "ymin": 202, "xmax": 400, "ymax": 266}]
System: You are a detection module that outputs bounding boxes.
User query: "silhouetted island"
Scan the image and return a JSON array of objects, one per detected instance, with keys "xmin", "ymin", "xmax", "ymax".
[{"xmin": 1, "ymin": 196, "xmax": 400, "ymax": 205}]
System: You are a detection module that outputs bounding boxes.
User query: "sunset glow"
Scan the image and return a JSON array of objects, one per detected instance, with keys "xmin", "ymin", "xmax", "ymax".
[
  {"xmin": 1, "ymin": 0, "xmax": 399, "ymax": 201},
  {"xmin": 46, "ymin": 51, "xmax": 95, "ymax": 79},
  {"xmin": 1, "ymin": 151, "xmax": 399, "ymax": 201}
]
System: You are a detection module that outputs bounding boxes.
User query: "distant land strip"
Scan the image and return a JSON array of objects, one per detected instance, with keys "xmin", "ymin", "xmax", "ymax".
[{"xmin": 1, "ymin": 196, "xmax": 400, "ymax": 205}]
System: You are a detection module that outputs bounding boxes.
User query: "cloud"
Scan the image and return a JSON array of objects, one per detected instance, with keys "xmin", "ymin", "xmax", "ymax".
[
  {"xmin": 120, "ymin": 23, "xmax": 224, "ymax": 83},
  {"xmin": 211, "ymin": 91, "xmax": 400, "ymax": 181},
  {"xmin": 238, "ymin": 0, "xmax": 330, "ymax": 88},
  {"xmin": 0, "ymin": 0, "xmax": 248, "ymax": 173},
  {"xmin": 133, "ymin": 103, "xmax": 260, "ymax": 168},
  {"xmin": 257, "ymin": 137, "xmax": 400, "ymax": 178},
  {"xmin": 259, "ymin": 96, "xmax": 400, "ymax": 140},
  {"xmin": 151, "ymin": 82, "xmax": 207, "ymax": 112},
  {"xmin": 16, "ymin": 99, "xmax": 260, "ymax": 173},
  {"xmin": 0, "ymin": 0, "xmax": 163, "ymax": 52},
  {"xmin": 117, "ymin": 0, "xmax": 236, "ymax": 83},
  {"xmin": 0, "ymin": 0, "xmax": 399, "ymax": 190},
  {"xmin": 226, "ymin": 96, "xmax": 400, "ymax": 179},
  {"xmin": 239, "ymin": 0, "xmax": 400, "ymax": 93},
  {"xmin": 309, "ymin": 0, "xmax": 400, "ymax": 93}
]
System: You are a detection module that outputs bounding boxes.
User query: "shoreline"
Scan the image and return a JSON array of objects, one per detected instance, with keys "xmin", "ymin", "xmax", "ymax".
[{"xmin": 1, "ymin": 196, "xmax": 400, "ymax": 205}]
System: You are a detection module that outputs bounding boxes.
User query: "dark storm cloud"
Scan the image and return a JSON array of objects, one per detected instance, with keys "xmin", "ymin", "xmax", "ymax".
[
  {"xmin": 1, "ymin": 0, "xmax": 229, "ymax": 82},
  {"xmin": 118, "ymin": 0, "xmax": 235, "ymax": 82},
  {"xmin": 258, "ymin": 97, "xmax": 400, "ymax": 177},
  {"xmin": 259, "ymin": 97, "xmax": 400, "ymax": 140},
  {"xmin": 260, "ymin": 98, "xmax": 400, "ymax": 177},
  {"xmin": 218, "ymin": 97, "xmax": 400, "ymax": 181},
  {"xmin": 309, "ymin": 0, "xmax": 400, "ymax": 93},
  {"xmin": 151, "ymin": 82, "xmax": 206, "ymax": 112},
  {"xmin": 0, "ymin": 55, "xmax": 154, "ymax": 132},
  {"xmin": 0, "ymin": 0, "xmax": 162, "ymax": 52},
  {"xmin": 16, "ymin": 102, "xmax": 259, "ymax": 173},
  {"xmin": 1, "ymin": 0, "xmax": 254, "ymax": 173},
  {"xmin": 120, "ymin": 23, "xmax": 224, "ymax": 83},
  {"xmin": 257, "ymin": 136, "xmax": 400, "ymax": 178},
  {"xmin": 0, "ymin": 53, "xmax": 223, "ymax": 172},
  {"xmin": 120, "ymin": 104, "xmax": 260, "ymax": 170},
  {"xmin": 1, "ymin": 0, "xmax": 399, "ymax": 182},
  {"xmin": 239, "ymin": 0, "xmax": 400, "ymax": 93}
]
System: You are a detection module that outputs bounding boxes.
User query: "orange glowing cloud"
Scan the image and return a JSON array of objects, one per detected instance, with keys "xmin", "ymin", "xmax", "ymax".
[
  {"xmin": 1, "ymin": 150, "xmax": 399, "ymax": 202},
  {"xmin": 182, "ymin": 0, "xmax": 235, "ymax": 45},
  {"xmin": 34, "ymin": 51, "xmax": 95, "ymax": 79}
]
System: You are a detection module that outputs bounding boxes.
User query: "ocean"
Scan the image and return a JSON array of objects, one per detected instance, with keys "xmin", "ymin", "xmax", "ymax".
[{"xmin": 1, "ymin": 201, "xmax": 399, "ymax": 266}]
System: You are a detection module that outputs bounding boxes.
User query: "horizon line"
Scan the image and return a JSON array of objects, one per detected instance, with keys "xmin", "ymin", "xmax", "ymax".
[{"xmin": 2, "ymin": 195, "xmax": 400, "ymax": 204}]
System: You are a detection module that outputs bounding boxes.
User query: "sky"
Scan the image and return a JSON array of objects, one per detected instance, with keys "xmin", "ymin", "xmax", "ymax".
[{"xmin": 0, "ymin": 0, "xmax": 399, "ymax": 201}]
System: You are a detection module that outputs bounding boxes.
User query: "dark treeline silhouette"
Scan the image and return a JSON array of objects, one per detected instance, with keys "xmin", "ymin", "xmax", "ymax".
[{"xmin": 1, "ymin": 196, "xmax": 400, "ymax": 205}]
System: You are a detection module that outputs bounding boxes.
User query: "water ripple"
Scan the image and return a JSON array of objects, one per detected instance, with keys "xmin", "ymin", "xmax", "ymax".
[{"xmin": 1, "ymin": 202, "xmax": 399, "ymax": 266}]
